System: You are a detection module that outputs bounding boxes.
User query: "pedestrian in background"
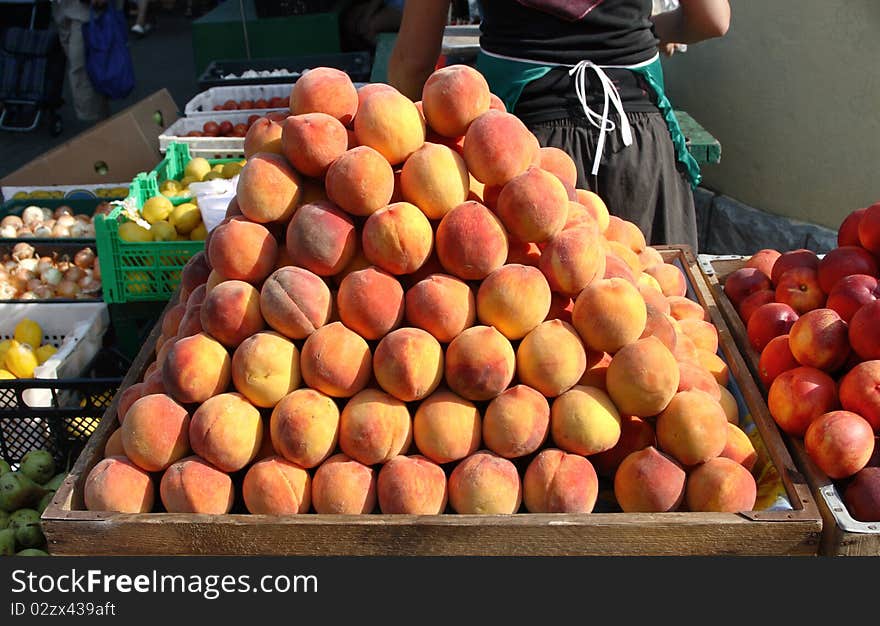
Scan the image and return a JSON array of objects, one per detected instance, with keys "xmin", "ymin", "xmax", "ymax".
[{"xmin": 52, "ymin": 0, "xmax": 110, "ymax": 121}]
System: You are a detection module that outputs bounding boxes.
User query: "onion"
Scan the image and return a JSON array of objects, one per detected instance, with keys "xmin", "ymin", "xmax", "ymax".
[
  {"xmin": 74, "ymin": 248, "xmax": 96, "ymax": 269},
  {"xmin": 74, "ymin": 214, "xmax": 91, "ymax": 223},
  {"xmin": 36, "ymin": 256, "xmax": 54, "ymax": 276},
  {"xmin": 56, "ymin": 279, "xmax": 80, "ymax": 298},
  {"xmin": 33, "ymin": 225, "xmax": 52, "ymax": 238},
  {"xmin": 92, "ymin": 258, "xmax": 101, "ymax": 281},
  {"xmin": 11, "ymin": 267, "xmax": 34, "ymax": 292},
  {"xmin": 0, "ymin": 283, "xmax": 16, "ymax": 299},
  {"xmin": 26, "ymin": 277, "xmax": 42, "ymax": 292},
  {"xmin": 3, "ymin": 260, "xmax": 16, "ymax": 272},
  {"xmin": 19, "ymin": 291, "xmax": 38, "ymax": 300},
  {"xmin": 33, "ymin": 285, "xmax": 54, "ymax": 299},
  {"xmin": 1, "ymin": 215, "xmax": 22, "ymax": 229},
  {"xmin": 54, "ymin": 205, "xmax": 74, "ymax": 218},
  {"xmin": 12, "ymin": 242, "xmax": 35, "ymax": 261},
  {"xmin": 57, "ymin": 214, "xmax": 76, "ymax": 228},
  {"xmin": 69, "ymin": 222, "xmax": 86, "ymax": 238},
  {"xmin": 65, "ymin": 266, "xmax": 85, "ymax": 282},
  {"xmin": 42, "ymin": 267, "xmax": 62, "ymax": 286},
  {"xmin": 18, "ymin": 258, "xmax": 38, "ymax": 273},
  {"xmin": 78, "ymin": 274, "xmax": 101, "ymax": 294},
  {"xmin": 43, "ymin": 219, "xmax": 56, "ymax": 229},
  {"xmin": 16, "ymin": 227, "xmax": 34, "ymax": 238},
  {"xmin": 83, "ymin": 224, "xmax": 96, "ymax": 237},
  {"xmin": 40, "ymin": 207, "xmax": 53, "ymax": 221},
  {"xmin": 56, "ymin": 259, "xmax": 70, "ymax": 273},
  {"xmin": 51, "ymin": 224, "xmax": 71, "ymax": 238},
  {"xmin": 21, "ymin": 206, "xmax": 43, "ymax": 225},
  {"xmin": 0, "ymin": 225, "xmax": 16, "ymax": 238}
]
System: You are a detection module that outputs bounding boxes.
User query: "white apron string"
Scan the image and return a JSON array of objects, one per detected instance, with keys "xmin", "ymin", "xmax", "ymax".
[{"xmin": 569, "ymin": 60, "xmax": 633, "ymax": 176}]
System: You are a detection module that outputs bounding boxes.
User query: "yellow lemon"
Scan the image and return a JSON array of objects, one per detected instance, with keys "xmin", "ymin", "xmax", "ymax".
[
  {"xmin": 150, "ymin": 220, "xmax": 177, "ymax": 241},
  {"xmin": 159, "ymin": 179, "xmax": 182, "ymax": 195},
  {"xmin": 13, "ymin": 319, "xmax": 42, "ymax": 349},
  {"xmin": 118, "ymin": 221, "xmax": 153, "ymax": 242},
  {"xmin": 179, "ymin": 175, "xmax": 198, "ymax": 189},
  {"xmin": 0, "ymin": 369, "xmax": 14, "ymax": 380},
  {"xmin": 5, "ymin": 340, "xmax": 38, "ymax": 378},
  {"xmin": 221, "ymin": 162, "xmax": 243, "ymax": 179},
  {"xmin": 189, "ymin": 222, "xmax": 208, "ymax": 240},
  {"xmin": 125, "ymin": 271, "xmax": 151, "ymax": 294},
  {"xmin": 0, "ymin": 339, "xmax": 12, "ymax": 364},
  {"xmin": 211, "ymin": 163, "xmax": 225, "ymax": 174},
  {"xmin": 12, "ymin": 191, "xmax": 28, "ymax": 200},
  {"xmin": 141, "ymin": 195, "xmax": 174, "ymax": 224},
  {"xmin": 169, "ymin": 203, "xmax": 201, "ymax": 235},
  {"xmin": 201, "ymin": 171, "xmax": 224, "ymax": 182},
  {"xmin": 35, "ymin": 344, "xmax": 57, "ymax": 364},
  {"xmin": 184, "ymin": 157, "xmax": 212, "ymax": 181}
]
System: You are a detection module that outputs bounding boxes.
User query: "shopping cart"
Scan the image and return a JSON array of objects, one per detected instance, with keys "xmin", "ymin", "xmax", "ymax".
[{"xmin": 0, "ymin": 0, "xmax": 65, "ymax": 135}]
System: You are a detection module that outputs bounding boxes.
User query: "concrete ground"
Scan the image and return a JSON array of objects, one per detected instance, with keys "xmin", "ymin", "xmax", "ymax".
[{"xmin": 0, "ymin": 11, "xmax": 200, "ymax": 180}]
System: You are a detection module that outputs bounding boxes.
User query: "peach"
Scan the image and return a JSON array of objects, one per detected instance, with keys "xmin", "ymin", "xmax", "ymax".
[
  {"xmin": 546, "ymin": 292, "xmax": 574, "ymax": 324},
  {"xmin": 281, "ymin": 112, "xmax": 348, "ymax": 178},
  {"xmin": 398, "ymin": 251, "xmax": 444, "ymax": 288},
  {"xmin": 804, "ymin": 410, "xmax": 875, "ymax": 479},
  {"xmin": 818, "ymin": 246, "xmax": 879, "ymax": 294},
  {"xmin": 697, "ymin": 349, "xmax": 730, "ymax": 387},
  {"xmin": 718, "ymin": 385, "xmax": 740, "ymax": 425},
  {"xmin": 204, "ymin": 269, "xmax": 226, "ymax": 295},
  {"xmin": 640, "ymin": 282, "xmax": 671, "ymax": 315},
  {"xmin": 311, "ymin": 453, "xmax": 377, "ymax": 514},
  {"xmin": 289, "ymin": 66, "xmax": 358, "ymax": 124},
  {"xmin": 579, "ymin": 350, "xmax": 612, "ymax": 389},
  {"xmin": 550, "ymin": 385, "xmax": 622, "ymax": 456},
  {"xmin": 84, "ymin": 456, "xmax": 154, "ymax": 513},
  {"xmin": 676, "ymin": 360, "xmax": 721, "ymax": 400},
  {"xmin": 300, "ymin": 322, "xmax": 372, "ymax": 398},
  {"xmin": 116, "ymin": 382, "xmax": 145, "ymax": 424},
  {"xmin": 325, "ymin": 145, "xmax": 395, "ymax": 216},
  {"xmin": 104, "ymin": 428, "xmax": 126, "ymax": 458},
  {"xmin": 844, "ymin": 466, "xmax": 880, "ymax": 522},
  {"xmin": 747, "ymin": 302, "xmax": 799, "ymax": 352},
  {"xmin": 839, "ymin": 207, "xmax": 868, "ymax": 247},
  {"xmin": 161, "ymin": 303, "xmax": 186, "ymax": 339},
  {"xmin": 372, "ymin": 327, "xmax": 442, "ymax": 402},
  {"xmin": 259, "ymin": 266, "xmax": 332, "ymax": 339},
  {"xmin": 337, "ymin": 266, "xmax": 404, "ymax": 340},
  {"xmin": 181, "ymin": 251, "xmax": 211, "ymax": 292},
  {"xmin": 405, "ymin": 273, "xmax": 475, "ymax": 342},
  {"xmin": 444, "ymin": 325, "xmax": 515, "ymax": 401},
  {"xmin": 613, "ymin": 446, "xmax": 685, "ymax": 512},
  {"xmin": 771, "ymin": 248, "xmax": 820, "ymax": 284},
  {"xmin": 421, "ymin": 64, "xmax": 490, "ymax": 137},
  {"xmin": 656, "ymin": 390, "xmax": 727, "ymax": 466},
  {"xmin": 575, "ymin": 189, "xmax": 610, "ymax": 233},
  {"xmin": 241, "ymin": 455, "xmax": 310, "ymax": 515},
  {"xmin": 480, "ymin": 384, "xmax": 549, "ymax": 459},
  {"xmin": 377, "ymin": 454, "xmax": 448, "ymax": 514},
  {"xmin": 244, "ymin": 117, "xmax": 283, "ymax": 157},
  {"xmin": 540, "ymin": 226, "xmax": 606, "ymax": 295},
  {"xmin": 839, "ymin": 360, "xmax": 880, "ymax": 431},
  {"xmin": 189, "ymin": 392, "xmax": 263, "ymax": 472},
  {"xmin": 721, "ymin": 423, "xmax": 758, "ymax": 471},
  {"xmin": 572, "ymin": 277, "xmax": 647, "ymax": 354},
  {"xmin": 736, "ymin": 289, "xmax": 774, "ymax": 326},
  {"xmin": 507, "ymin": 239, "xmax": 542, "ymax": 267},
  {"xmin": 606, "ymin": 336, "xmax": 680, "ymax": 418},
  {"xmin": 435, "ymin": 200, "xmax": 508, "ymax": 281},
  {"xmin": 354, "ymin": 88, "xmax": 425, "ymax": 165},
  {"xmin": 200, "ymin": 279, "xmax": 265, "ymax": 348},
  {"xmin": 523, "ymin": 448, "xmax": 598, "ymax": 514},
  {"xmin": 758, "ymin": 334, "xmax": 799, "ymax": 388},
  {"xmin": 745, "ymin": 248, "xmax": 782, "ymax": 280},
  {"xmin": 678, "ymin": 318, "xmax": 718, "ymax": 353},
  {"xmin": 270, "ymin": 388, "xmax": 340, "ymax": 469},
  {"xmin": 338, "ymin": 388, "xmax": 412, "ymax": 465},
  {"xmin": 827, "ymin": 274, "xmax": 880, "ymax": 323},
  {"xmin": 538, "ymin": 147, "xmax": 578, "ymax": 188},
  {"xmin": 208, "ymin": 218, "xmax": 278, "ymax": 284},
  {"xmin": 413, "ymin": 389, "xmax": 481, "ymax": 464},
  {"xmin": 849, "ymin": 300, "xmax": 880, "ymax": 361},
  {"xmin": 357, "ymin": 82, "xmax": 396, "ymax": 109},
  {"xmin": 608, "ymin": 241, "xmax": 642, "ymax": 276},
  {"xmin": 644, "ymin": 263, "xmax": 687, "ymax": 298},
  {"xmin": 231, "ymin": 331, "xmax": 300, "ymax": 408},
  {"xmin": 495, "ymin": 167, "xmax": 569, "ymax": 243},
  {"xmin": 667, "ymin": 295, "xmax": 709, "ymax": 322},
  {"xmin": 162, "ymin": 333, "xmax": 231, "ymax": 404},
  {"xmin": 476, "ymin": 264, "xmax": 551, "ymax": 340},
  {"xmin": 604, "ymin": 216, "xmax": 646, "ymax": 254},
  {"xmin": 767, "ymin": 366, "xmax": 839, "ymax": 436},
  {"xmin": 788, "ymin": 308, "xmax": 850, "ymax": 372},
  {"xmin": 400, "ymin": 142, "xmax": 469, "ymax": 220},
  {"xmin": 591, "ymin": 415, "xmax": 656, "ymax": 477},
  {"xmin": 481, "ymin": 183, "xmax": 502, "ymax": 210},
  {"xmin": 286, "ymin": 200, "xmax": 357, "ymax": 276},
  {"xmin": 462, "ymin": 110, "xmax": 537, "ymax": 186},
  {"xmin": 516, "ymin": 320, "xmax": 587, "ymax": 397},
  {"xmin": 858, "ymin": 202, "xmax": 880, "ymax": 255},
  {"xmin": 685, "ymin": 457, "xmax": 757, "ymax": 512},
  {"xmin": 448, "ymin": 450, "xmax": 522, "ymax": 514},
  {"xmin": 236, "ymin": 152, "xmax": 301, "ymax": 223},
  {"xmin": 724, "ymin": 267, "xmax": 772, "ymax": 307},
  {"xmin": 604, "ymin": 253, "xmax": 637, "ymax": 284},
  {"xmin": 362, "ymin": 201, "xmax": 434, "ymax": 275},
  {"xmin": 121, "ymin": 394, "xmax": 190, "ymax": 472}
]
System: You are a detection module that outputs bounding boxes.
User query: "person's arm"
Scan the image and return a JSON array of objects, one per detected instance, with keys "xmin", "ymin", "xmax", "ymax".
[
  {"xmin": 652, "ymin": 0, "xmax": 730, "ymax": 47},
  {"xmin": 388, "ymin": 0, "xmax": 450, "ymax": 101}
]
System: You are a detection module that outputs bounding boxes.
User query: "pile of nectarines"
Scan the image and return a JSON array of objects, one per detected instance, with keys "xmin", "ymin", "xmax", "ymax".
[
  {"xmin": 85, "ymin": 65, "xmax": 761, "ymax": 518},
  {"xmin": 724, "ymin": 203, "xmax": 880, "ymax": 521}
]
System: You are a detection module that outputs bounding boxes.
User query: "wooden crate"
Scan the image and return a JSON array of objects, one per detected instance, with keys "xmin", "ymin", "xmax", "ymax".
[
  {"xmin": 41, "ymin": 247, "xmax": 822, "ymax": 556},
  {"xmin": 699, "ymin": 253, "xmax": 880, "ymax": 556}
]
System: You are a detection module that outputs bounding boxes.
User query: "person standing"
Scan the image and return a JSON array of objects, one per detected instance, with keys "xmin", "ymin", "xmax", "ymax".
[
  {"xmin": 388, "ymin": 0, "xmax": 730, "ymax": 250},
  {"xmin": 131, "ymin": 0, "xmax": 153, "ymax": 37},
  {"xmin": 52, "ymin": 0, "xmax": 110, "ymax": 121}
]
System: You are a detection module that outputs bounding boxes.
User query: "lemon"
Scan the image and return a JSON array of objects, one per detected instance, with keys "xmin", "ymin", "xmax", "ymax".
[
  {"xmin": 67, "ymin": 416, "xmax": 100, "ymax": 438},
  {"xmin": 150, "ymin": 220, "xmax": 177, "ymax": 241},
  {"xmin": 118, "ymin": 221, "xmax": 153, "ymax": 242},
  {"xmin": 5, "ymin": 340, "xmax": 38, "ymax": 378},
  {"xmin": 221, "ymin": 162, "xmax": 243, "ymax": 179},
  {"xmin": 184, "ymin": 157, "xmax": 212, "ymax": 181},
  {"xmin": 189, "ymin": 222, "xmax": 208, "ymax": 240},
  {"xmin": 169, "ymin": 203, "xmax": 201, "ymax": 235},
  {"xmin": 201, "ymin": 171, "xmax": 224, "ymax": 182},
  {"xmin": 35, "ymin": 344, "xmax": 57, "ymax": 364},
  {"xmin": 12, "ymin": 191, "xmax": 28, "ymax": 200},
  {"xmin": 179, "ymin": 175, "xmax": 199, "ymax": 189},
  {"xmin": 211, "ymin": 163, "xmax": 225, "ymax": 174},
  {"xmin": 141, "ymin": 195, "xmax": 174, "ymax": 224},
  {"xmin": 13, "ymin": 319, "xmax": 42, "ymax": 349},
  {"xmin": 0, "ymin": 369, "xmax": 14, "ymax": 380},
  {"xmin": 159, "ymin": 179, "xmax": 182, "ymax": 195},
  {"xmin": 0, "ymin": 339, "xmax": 12, "ymax": 364},
  {"xmin": 125, "ymin": 271, "xmax": 151, "ymax": 294}
]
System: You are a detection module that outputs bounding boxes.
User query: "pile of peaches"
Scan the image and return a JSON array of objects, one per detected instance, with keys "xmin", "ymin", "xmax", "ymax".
[{"xmin": 723, "ymin": 202, "xmax": 880, "ymax": 521}]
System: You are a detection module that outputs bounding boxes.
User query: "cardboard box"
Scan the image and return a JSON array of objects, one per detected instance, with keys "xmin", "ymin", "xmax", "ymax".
[{"xmin": 0, "ymin": 89, "xmax": 180, "ymax": 197}]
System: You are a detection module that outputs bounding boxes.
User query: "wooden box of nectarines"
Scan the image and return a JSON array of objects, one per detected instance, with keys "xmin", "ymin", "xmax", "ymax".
[
  {"xmin": 699, "ymin": 206, "xmax": 880, "ymax": 556},
  {"xmin": 43, "ymin": 66, "xmax": 821, "ymax": 556}
]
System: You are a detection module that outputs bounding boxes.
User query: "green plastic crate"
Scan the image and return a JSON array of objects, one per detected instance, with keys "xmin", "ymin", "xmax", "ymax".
[{"xmin": 150, "ymin": 142, "xmax": 243, "ymax": 206}]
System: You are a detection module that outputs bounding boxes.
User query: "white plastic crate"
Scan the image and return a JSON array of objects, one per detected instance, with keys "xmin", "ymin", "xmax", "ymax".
[
  {"xmin": 158, "ymin": 110, "xmax": 285, "ymax": 158},
  {"xmin": 183, "ymin": 83, "xmax": 295, "ymax": 117}
]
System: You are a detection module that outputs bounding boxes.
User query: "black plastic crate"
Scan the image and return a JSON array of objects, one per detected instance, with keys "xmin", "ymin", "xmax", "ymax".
[
  {"xmin": 197, "ymin": 51, "xmax": 372, "ymax": 89},
  {"xmin": 0, "ymin": 347, "xmax": 128, "ymax": 469},
  {"xmin": 254, "ymin": 0, "xmax": 335, "ymax": 18}
]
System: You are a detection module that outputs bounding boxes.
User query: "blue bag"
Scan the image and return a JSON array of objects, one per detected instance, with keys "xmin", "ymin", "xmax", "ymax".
[{"xmin": 81, "ymin": 5, "xmax": 135, "ymax": 100}]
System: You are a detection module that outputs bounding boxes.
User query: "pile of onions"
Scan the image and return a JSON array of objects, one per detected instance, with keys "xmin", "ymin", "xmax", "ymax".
[
  {"xmin": 0, "ymin": 242, "xmax": 101, "ymax": 300},
  {"xmin": 0, "ymin": 204, "xmax": 99, "ymax": 239}
]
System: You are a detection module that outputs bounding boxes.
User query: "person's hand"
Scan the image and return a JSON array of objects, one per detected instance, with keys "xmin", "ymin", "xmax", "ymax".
[{"xmin": 661, "ymin": 42, "xmax": 678, "ymax": 56}]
